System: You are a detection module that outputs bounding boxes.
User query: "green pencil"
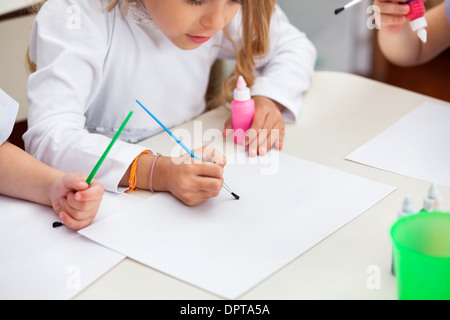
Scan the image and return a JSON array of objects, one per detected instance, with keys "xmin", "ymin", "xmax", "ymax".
[{"xmin": 86, "ymin": 111, "xmax": 133, "ymax": 184}]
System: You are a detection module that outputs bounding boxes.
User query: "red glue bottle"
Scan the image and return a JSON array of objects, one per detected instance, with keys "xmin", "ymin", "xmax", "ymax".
[
  {"xmin": 231, "ymin": 76, "xmax": 255, "ymax": 145},
  {"xmin": 404, "ymin": 0, "xmax": 428, "ymax": 43}
]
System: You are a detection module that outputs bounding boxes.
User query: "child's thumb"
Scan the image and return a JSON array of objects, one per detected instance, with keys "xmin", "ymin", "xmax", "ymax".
[{"xmin": 62, "ymin": 173, "xmax": 89, "ymax": 191}]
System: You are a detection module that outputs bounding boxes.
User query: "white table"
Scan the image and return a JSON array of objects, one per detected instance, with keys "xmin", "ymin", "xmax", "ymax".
[{"xmin": 74, "ymin": 71, "xmax": 450, "ymax": 300}]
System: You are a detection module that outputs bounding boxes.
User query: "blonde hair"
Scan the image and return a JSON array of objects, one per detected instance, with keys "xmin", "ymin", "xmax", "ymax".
[
  {"xmin": 218, "ymin": 0, "xmax": 277, "ymax": 106},
  {"xmin": 27, "ymin": 0, "xmax": 277, "ymax": 107}
]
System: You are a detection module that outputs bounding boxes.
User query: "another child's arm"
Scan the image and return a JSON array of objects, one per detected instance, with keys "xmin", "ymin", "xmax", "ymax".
[
  {"xmin": 0, "ymin": 142, "xmax": 104, "ymax": 230},
  {"xmin": 375, "ymin": 0, "xmax": 450, "ymax": 66}
]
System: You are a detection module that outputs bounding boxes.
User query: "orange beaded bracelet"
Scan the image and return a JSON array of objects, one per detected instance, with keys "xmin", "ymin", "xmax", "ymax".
[{"xmin": 125, "ymin": 150, "xmax": 150, "ymax": 194}]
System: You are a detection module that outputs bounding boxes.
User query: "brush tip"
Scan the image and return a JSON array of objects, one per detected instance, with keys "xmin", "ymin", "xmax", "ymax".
[
  {"xmin": 334, "ymin": 7, "xmax": 344, "ymax": 15},
  {"xmin": 52, "ymin": 221, "xmax": 64, "ymax": 228},
  {"xmin": 231, "ymin": 192, "xmax": 240, "ymax": 200}
]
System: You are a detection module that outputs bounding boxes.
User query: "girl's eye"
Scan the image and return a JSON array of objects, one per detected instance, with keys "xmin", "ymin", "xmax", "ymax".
[
  {"xmin": 186, "ymin": 0, "xmax": 243, "ymax": 6},
  {"xmin": 186, "ymin": 0, "xmax": 204, "ymax": 5}
]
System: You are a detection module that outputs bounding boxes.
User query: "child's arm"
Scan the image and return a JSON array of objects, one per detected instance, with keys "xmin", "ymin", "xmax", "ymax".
[
  {"xmin": 119, "ymin": 146, "xmax": 226, "ymax": 206},
  {"xmin": 0, "ymin": 142, "xmax": 104, "ymax": 230},
  {"xmin": 376, "ymin": 1, "xmax": 450, "ymax": 66}
]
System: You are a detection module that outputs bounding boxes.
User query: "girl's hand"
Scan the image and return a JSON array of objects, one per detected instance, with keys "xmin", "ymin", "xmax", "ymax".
[
  {"xmin": 373, "ymin": 0, "xmax": 426, "ymax": 33},
  {"xmin": 223, "ymin": 96, "xmax": 285, "ymax": 157},
  {"xmin": 156, "ymin": 146, "xmax": 227, "ymax": 206},
  {"xmin": 49, "ymin": 174, "xmax": 104, "ymax": 230}
]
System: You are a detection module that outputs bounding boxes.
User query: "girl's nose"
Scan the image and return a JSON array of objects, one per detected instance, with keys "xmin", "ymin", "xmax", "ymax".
[{"xmin": 199, "ymin": 3, "xmax": 227, "ymax": 31}]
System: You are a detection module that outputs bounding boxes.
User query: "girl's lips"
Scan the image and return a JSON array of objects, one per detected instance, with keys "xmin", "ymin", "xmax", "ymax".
[{"xmin": 187, "ymin": 34, "xmax": 212, "ymax": 44}]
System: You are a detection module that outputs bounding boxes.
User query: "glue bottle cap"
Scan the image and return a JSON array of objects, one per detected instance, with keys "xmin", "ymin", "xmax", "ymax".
[
  {"xmin": 428, "ymin": 183, "xmax": 440, "ymax": 200},
  {"xmin": 410, "ymin": 17, "xmax": 428, "ymax": 43},
  {"xmin": 398, "ymin": 194, "xmax": 415, "ymax": 218},
  {"xmin": 233, "ymin": 76, "xmax": 251, "ymax": 101}
]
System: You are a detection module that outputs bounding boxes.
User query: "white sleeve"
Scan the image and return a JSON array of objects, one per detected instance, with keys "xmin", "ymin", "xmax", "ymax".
[
  {"xmin": 220, "ymin": 5, "xmax": 317, "ymax": 122},
  {"xmin": 24, "ymin": 0, "xmax": 148, "ymax": 193},
  {"xmin": 0, "ymin": 89, "xmax": 19, "ymax": 145}
]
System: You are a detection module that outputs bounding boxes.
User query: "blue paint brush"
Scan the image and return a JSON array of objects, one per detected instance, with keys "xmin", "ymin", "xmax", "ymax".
[{"xmin": 136, "ymin": 99, "xmax": 239, "ymax": 200}]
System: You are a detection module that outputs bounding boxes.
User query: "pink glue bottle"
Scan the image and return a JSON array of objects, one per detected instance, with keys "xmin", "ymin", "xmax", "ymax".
[
  {"xmin": 405, "ymin": 0, "xmax": 428, "ymax": 43},
  {"xmin": 231, "ymin": 75, "xmax": 255, "ymax": 145}
]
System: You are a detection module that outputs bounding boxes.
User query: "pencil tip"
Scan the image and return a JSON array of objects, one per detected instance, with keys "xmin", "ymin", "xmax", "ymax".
[
  {"xmin": 231, "ymin": 192, "xmax": 240, "ymax": 200},
  {"xmin": 334, "ymin": 7, "xmax": 344, "ymax": 15}
]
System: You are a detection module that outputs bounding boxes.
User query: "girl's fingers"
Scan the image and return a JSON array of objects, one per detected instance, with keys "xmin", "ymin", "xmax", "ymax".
[
  {"xmin": 169, "ymin": 154, "xmax": 225, "ymax": 205},
  {"xmin": 379, "ymin": 13, "xmax": 408, "ymax": 28},
  {"xmin": 193, "ymin": 176, "xmax": 223, "ymax": 196},
  {"xmin": 73, "ymin": 180, "xmax": 104, "ymax": 202},
  {"xmin": 65, "ymin": 192, "xmax": 91, "ymax": 212},
  {"xmin": 247, "ymin": 128, "xmax": 267, "ymax": 157},
  {"xmin": 60, "ymin": 193, "xmax": 100, "ymax": 222},
  {"xmin": 58, "ymin": 210, "xmax": 95, "ymax": 231},
  {"xmin": 245, "ymin": 97, "xmax": 285, "ymax": 156},
  {"xmin": 61, "ymin": 173, "xmax": 89, "ymax": 192},
  {"xmin": 247, "ymin": 122, "xmax": 284, "ymax": 156},
  {"xmin": 377, "ymin": 2, "xmax": 410, "ymax": 16},
  {"xmin": 245, "ymin": 105, "xmax": 267, "ymax": 148},
  {"xmin": 222, "ymin": 116, "xmax": 233, "ymax": 137},
  {"xmin": 198, "ymin": 145, "xmax": 227, "ymax": 167},
  {"xmin": 266, "ymin": 125, "xmax": 284, "ymax": 152}
]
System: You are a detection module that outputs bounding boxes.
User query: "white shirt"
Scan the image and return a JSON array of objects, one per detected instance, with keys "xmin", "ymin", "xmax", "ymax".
[
  {"xmin": 24, "ymin": 0, "xmax": 317, "ymax": 192},
  {"xmin": 0, "ymin": 89, "xmax": 19, "ymax": 145}
]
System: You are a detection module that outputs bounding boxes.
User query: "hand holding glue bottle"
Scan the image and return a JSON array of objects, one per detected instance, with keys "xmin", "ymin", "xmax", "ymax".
[
  {"xmin": 373, "ymin": 0, "xmax": 450, "ymax": 67},
  {"xmin": 231, "ymin": 76, "xmax": 255, "ymax": 145},
  {"xmin": 223, "ymin": 74, "xmax": 286, "ymax": 156},
  {"xmin": 371, "ymin": 0, "xmax": 428, "ymax": 43}
]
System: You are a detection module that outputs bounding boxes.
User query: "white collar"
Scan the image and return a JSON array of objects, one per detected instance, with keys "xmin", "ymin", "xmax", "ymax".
[{"xmin": 125, "ymin": 0, "xmax": 158, "ymax": 29}]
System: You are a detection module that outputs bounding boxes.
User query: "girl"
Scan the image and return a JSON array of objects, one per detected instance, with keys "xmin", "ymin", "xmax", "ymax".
[
  {"xmin": 24, "ymin": 0, "xmax": 316, "ymax": 205},
  {"xmin": 1, "ymin": 89, "xmax": 104, "ymax": 231},
  {"xmin": 374, "ymin": 0, "xmax": 450, "ymax": 66}
]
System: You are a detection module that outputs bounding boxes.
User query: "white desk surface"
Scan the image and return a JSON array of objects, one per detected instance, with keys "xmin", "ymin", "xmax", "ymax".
[
  {"xmin": 0, "ymin": 0, "xmax": 31, "ymax": 16},
  {"xmin": 74, "ymin": 71, "xmax": 450, "ymax": 300}
]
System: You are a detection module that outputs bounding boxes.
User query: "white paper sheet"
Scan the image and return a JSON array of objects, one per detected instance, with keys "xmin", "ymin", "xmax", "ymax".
[
  {"xmin": 0, "ymin": 192, "xmax": 128, "ymax": 300},
  {"xmin": 346, "ymin": 102, "xmax": 450, "ymax": 188},
  {"xmin": 80, "ymin": 150, "xmax": 395, "ymax": 299},
  {"xmin": 0, "ymin": 89, "xmax": 19, "ymax": 145}
]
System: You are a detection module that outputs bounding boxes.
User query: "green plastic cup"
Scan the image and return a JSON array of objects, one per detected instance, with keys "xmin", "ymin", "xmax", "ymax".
[{"xmin": 391, "ymin": 211, "xmax": 450, "ymax": 300}]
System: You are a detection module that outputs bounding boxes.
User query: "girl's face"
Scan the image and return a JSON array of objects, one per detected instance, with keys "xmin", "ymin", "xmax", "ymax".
[{"xmin": 140, "ymin": 0, "xmax": 242, "ymax": 50}]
